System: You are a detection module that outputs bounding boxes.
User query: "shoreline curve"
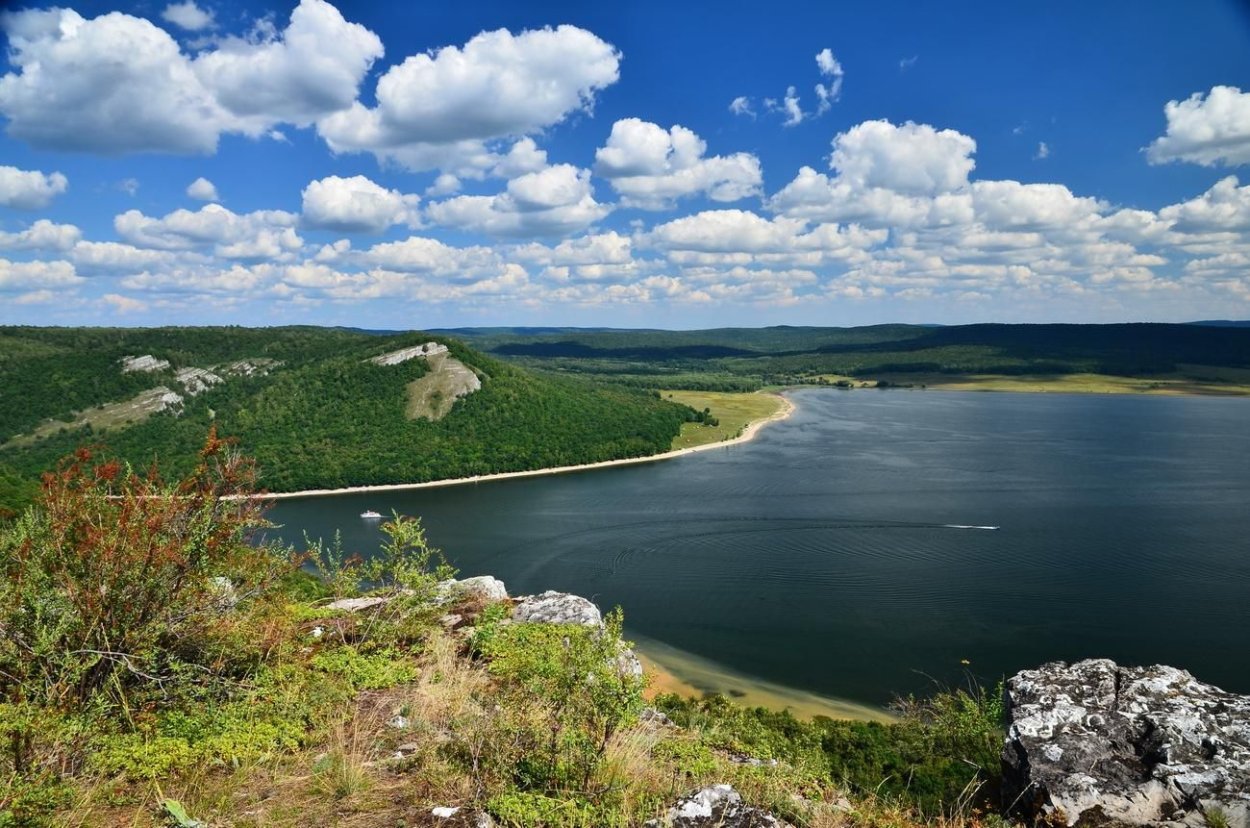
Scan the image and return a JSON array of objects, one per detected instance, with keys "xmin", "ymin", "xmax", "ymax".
[{"xmin": 251, "ymin": 392, "xmax": 796, "ymax": 501}]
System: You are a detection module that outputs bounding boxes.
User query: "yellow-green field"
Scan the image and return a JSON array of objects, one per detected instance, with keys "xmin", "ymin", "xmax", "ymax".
[
  {"xmin": 828, "ymin": 367, "xmax": 1250, "ymax": 396},
  {"xmin": 664, "ymin": 389, "xmax": 788, "ymax": 450}
]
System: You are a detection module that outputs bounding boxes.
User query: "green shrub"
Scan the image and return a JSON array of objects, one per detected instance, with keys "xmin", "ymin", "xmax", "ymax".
[
  {"xmin": 488, "ymin": 790, "xmax": 607, "ymax": 828},
  {"xmin": 476, "ymin": 609, "xmax": 644, "ymax": 793},
  {"xmin": 310, "ymin": 645, "xmax": 420, "ymax": 690},
  {"xmin": 651, "ymin": 738, "xmax": 717, "ymax": 777},
  {"xmin": 656, "ymin": 682, "xmax": 1005, "ymax": 818},
  {"xmin": 0, "ymin": 771, "xmax": 69, "ymax": 828}
]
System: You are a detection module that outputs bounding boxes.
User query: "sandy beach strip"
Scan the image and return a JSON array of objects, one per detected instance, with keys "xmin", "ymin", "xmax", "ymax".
[
  {"xmin": 633, "ymin": 633, "xmax": 894, "ymax": 722},
  {"xmin": 252, "ymin": 392, "xmax": 796, "ymax": 501}
]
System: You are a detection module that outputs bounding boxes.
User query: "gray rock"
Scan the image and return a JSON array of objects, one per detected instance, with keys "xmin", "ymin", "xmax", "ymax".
[
  {"xmin": 512, "ymin": 590, "xmax": 603, "ymax": 627},
  {"xmin": 640, "ymin": 707, "xmax": 676, "ymax": 728},
  {"xmin": 618, "ymin": 647, "xmax": 644, "ymax": 679},
  {"xmin": 646, "ymin": 784, "xmax": 794, "ymax": 828},
  {"xmin": 324, "ymin": 596, "xmax": 389, "ymax": 613},
  {"xmin": 425, "ymin": 806, "xmax": 494, "ymax": 827},
  {"xmin": 120, "ymin": 354, "xmax": 171, "ymax": 373},
  {"xmin": 369, "ymin": 342, "xmax": 449, "ymax": 366},
  {"xmin": 438, "ymin": 575, "xmax": 509, "ymax": 603},
  {"xmin": 1003, "ymin": 659, "xmax": 1250, "ymax": 827},
  {"xmin": 175, "ymin": 366, "xmax": 223, "ymax": 396}
]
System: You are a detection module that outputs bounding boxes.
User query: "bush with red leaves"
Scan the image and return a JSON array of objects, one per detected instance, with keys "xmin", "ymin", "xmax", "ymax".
[{"xmin": 0, "ymin": 430, "xmax": 290, "ymax": 773}]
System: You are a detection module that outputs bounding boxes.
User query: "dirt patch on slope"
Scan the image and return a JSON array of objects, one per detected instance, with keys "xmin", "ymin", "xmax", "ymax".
[{"xmin": 405, "ymin": 353, "xmax": 481, "ymax": 421}]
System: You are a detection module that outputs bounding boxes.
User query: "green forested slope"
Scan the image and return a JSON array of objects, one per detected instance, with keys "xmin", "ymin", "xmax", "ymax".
[
  {"xmin": 0, "ymin": 327, "xmax": 695, "ymax": 514},
  {"xmin": 441, "ymin": 322, "xmax": 1250, "ymax": 390}
]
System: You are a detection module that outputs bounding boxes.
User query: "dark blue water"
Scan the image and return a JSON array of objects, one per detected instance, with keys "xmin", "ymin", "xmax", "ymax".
[{"xmin": 265, "ymin": 389, "xmax": 1250, "ymax": 707}]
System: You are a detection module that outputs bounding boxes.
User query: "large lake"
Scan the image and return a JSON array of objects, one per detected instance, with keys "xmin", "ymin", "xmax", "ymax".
[{"xmin": 266, "ymin": 389, "xmax": 1250, "ymax": 711}]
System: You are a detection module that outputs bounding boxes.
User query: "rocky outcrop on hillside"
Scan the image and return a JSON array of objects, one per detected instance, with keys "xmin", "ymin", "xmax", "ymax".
[
  {"xmin": 175, "ymin": 366, "xmax": 223, "ymax": 395},
  {"xmin": 1003, "ymin": 659, "xmax": 1250, "ymax": 827},
  {"xmin": 120, "ymin": 354, "xmax": 171, "ymax": 373},
  {"xmin": 370, "ymin": 341, "xmax": 449, "ymax": 366}
]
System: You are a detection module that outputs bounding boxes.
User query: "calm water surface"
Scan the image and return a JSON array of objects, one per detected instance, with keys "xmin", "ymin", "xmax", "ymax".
[{"xmin": 266, "ymin": 389, "xmax": 1250, "ymax": 708}]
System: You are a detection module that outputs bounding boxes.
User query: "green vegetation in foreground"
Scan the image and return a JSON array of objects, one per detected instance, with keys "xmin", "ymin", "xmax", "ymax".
[
  {"xmin": 1, "ymin": 441, "xmax": 1010, "ymax": 828},
  {"xmin": 0, "ymin": 326, "xmax": 703, "ymax": 516},
  {"xmin": 442, "ymin": 322, "xmax": 1250, "ymax": 396},
  {"xmin": 665, "ymin": 390, "xmax": 788, "ymax": 451}
]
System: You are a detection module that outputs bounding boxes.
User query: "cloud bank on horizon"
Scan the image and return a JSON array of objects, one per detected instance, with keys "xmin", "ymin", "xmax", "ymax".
[{"xmin": 1, "ymin": 0, "xmax": 1249, "ymax": 328}]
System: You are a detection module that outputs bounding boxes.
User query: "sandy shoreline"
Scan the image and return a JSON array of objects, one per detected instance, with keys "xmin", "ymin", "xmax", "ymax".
[
  {"xmin": 252, "ymin": 392, "xmax": 796, "ymax": 501},
  {"xmin": 633, "ymin": 634, "xmax": 894, "ymax": 722}
]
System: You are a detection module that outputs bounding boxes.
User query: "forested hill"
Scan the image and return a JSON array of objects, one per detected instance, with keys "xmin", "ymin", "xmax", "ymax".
[
  {"xmin": 438, "ymin": 322, "xmax": 1250, "ymax": 390},
  {"xmin": 0, "ymin": 327, "xmax": 697, "ymax": 516}
]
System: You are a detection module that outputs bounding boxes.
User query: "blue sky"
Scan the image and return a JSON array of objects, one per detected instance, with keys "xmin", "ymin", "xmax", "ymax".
[{"xmin": 1, "ymin": 0, "xmax": 1249, "ymax": 329}]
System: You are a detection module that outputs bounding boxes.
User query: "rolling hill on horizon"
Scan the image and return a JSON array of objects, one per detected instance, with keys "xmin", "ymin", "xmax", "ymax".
[{"xmin": 440, "ymin": 322, "xmax": 1250, "ymax": 391}]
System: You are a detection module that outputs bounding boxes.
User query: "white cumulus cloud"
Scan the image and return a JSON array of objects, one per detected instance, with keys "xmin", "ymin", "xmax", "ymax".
[
  {"xmin": 594, "ymin": 119, "xmax": 763, "ymax": 209},
  {"xmin": 0, "ymin": 166, "xmax": 68, "ymax": 209},
  {"xmin": 70, "ymin": 241, "xmax": 183, "ymax": 272},
  {"xmin": 301, "ymin": 175, "xmax": 420, "ymax": 233},
  {"xmin": 427, "ymin": 165, "xmax": 611, "ymax": 237},
  {"xmin": 0, "ymin": 0, "xmax": 381, "ymax": 154},
  {"xmin": 363, "ymin": 236, "xmax": 502, "ymax": 277},
  {"xmin": 193, "ymin": 0, "xmax": 382, "ymax": 129},
  {"xmin": 1159, "ymin": 176, "xmax": 1250, "ymax": 232},
  {"xmin": 0, "ymin": 258, "xmax": 82, "ymax": 290},
  {"xmin": 186, "ymin": 177, "xmax": 220, "ymax": 201},
  {"xmin": 647, "ymin": 209, "xmax": 883, "ymax": 266},
  {"xmin": 115, "ymin": 203, "xmax": 302, "ymax": 260},
  {"xmin": 318, "ymin": 25, "xmax": 619, "ymax": 173},
  {"xmin": 830, "ymin": 119, "xmax": 976, "ymax": 194},
  {"xmin": 0, "ymin": 220, "xmax": 81, "ymax": 251},
  {"xmin": 1147, "ymin": 86, "xmax": 1250, "ymax": 167},
  {"xmin": 161, "ymin": 1, "xmax": 214, "ymax": 31}
]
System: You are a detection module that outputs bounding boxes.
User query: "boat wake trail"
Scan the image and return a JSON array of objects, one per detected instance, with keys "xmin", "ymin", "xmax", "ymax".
[{"xmin": 942, "ymin": 524, "xmax": 1000, "ymax": 530}]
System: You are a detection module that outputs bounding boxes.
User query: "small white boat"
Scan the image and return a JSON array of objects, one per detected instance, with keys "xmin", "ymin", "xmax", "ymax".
[{"xmin": 360, "ymin": 510, "xmax": 383, "ymax": 519}]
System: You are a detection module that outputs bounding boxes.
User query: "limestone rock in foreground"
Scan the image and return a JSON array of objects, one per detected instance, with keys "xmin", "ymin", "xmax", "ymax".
[
  {"xmin": 1003, "ymin": 658, "xmax": 1250, "ymax": 827},
  {"xmin": 512, "ymin": 590, "xmax": 603, "ymax": 627},
  {"xmin": 646, "ymin": 785, "xmax": 794, "ymax": 828},
  {"xmin": 438, "ymin": 575, "xmax": 508, "ymax": 603}
]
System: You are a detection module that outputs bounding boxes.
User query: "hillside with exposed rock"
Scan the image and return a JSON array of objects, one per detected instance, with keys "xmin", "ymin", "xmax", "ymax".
[{"xmin": 0, "ymin": 326, "xmax": 699, "ymax": 514}]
